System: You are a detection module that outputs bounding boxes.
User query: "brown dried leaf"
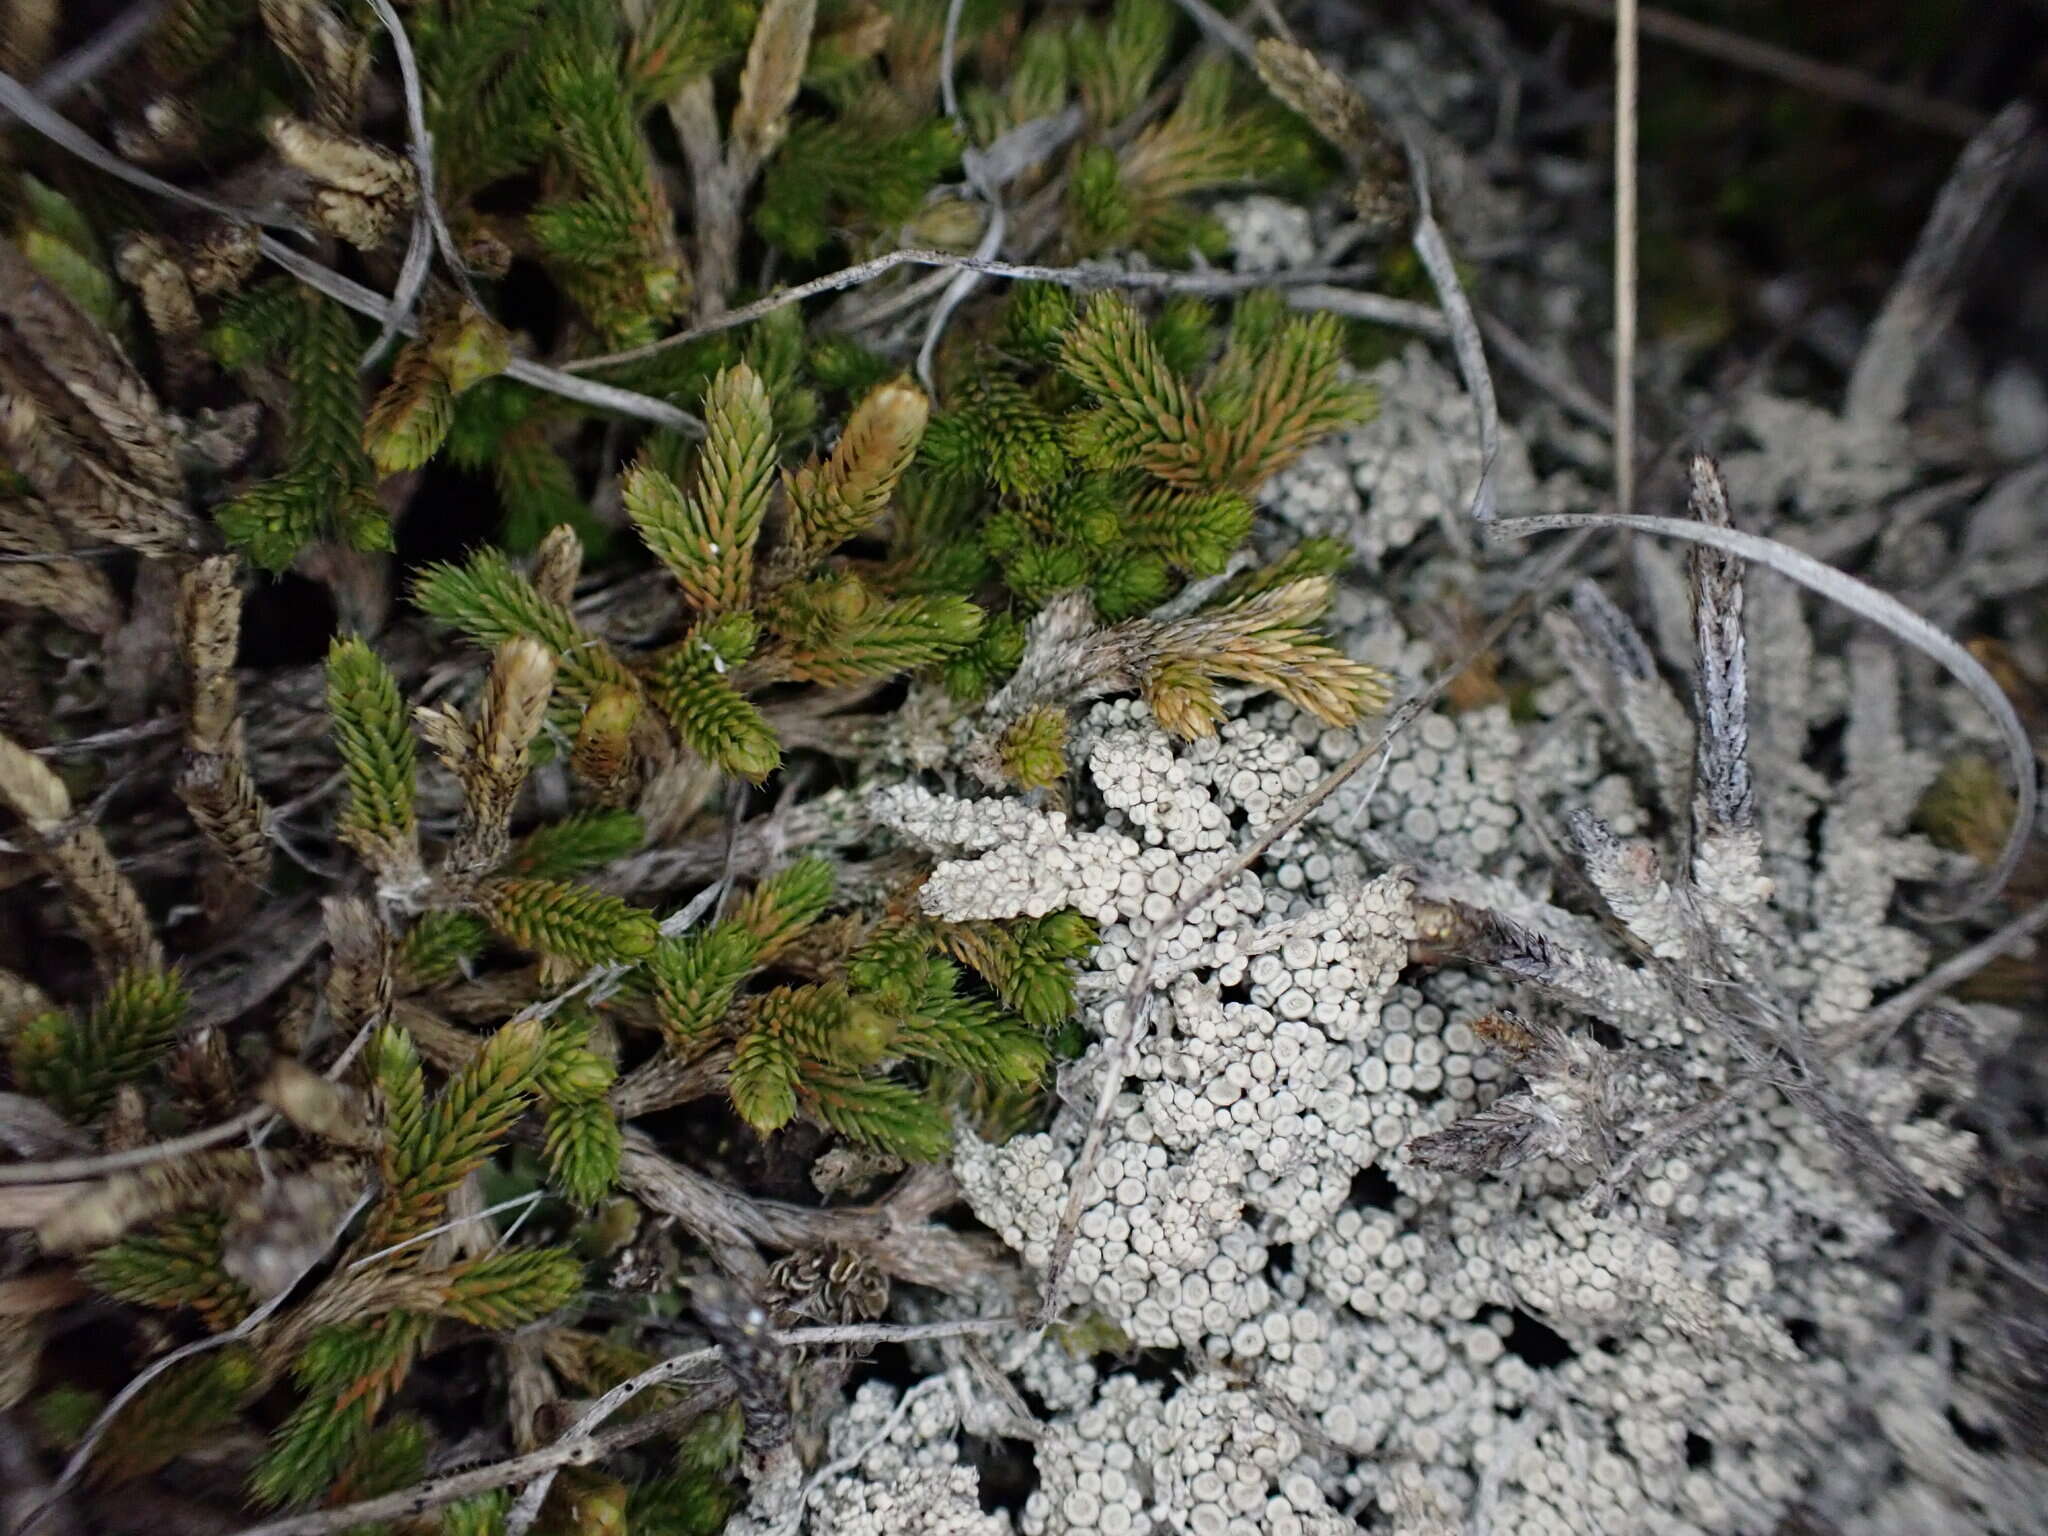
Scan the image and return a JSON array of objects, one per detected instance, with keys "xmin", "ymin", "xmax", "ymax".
[
  {"xmin": 0, "ymin": 496, "xmax": 122, "ymax": 634},
  {"xmin": 0, "ymin": 237, "xmax": 183, "ymax": 504},
  {"xmin": 531, "ymin": 524, "xmax": 584, "ymax": 609},
  {"xmin": 258, "ymin": 0, "xmax": 372, "ymax": 128},
  {"xmin": 37, "ymin": 1150, "xmax": 264, "ymax": 1253},
  {"xmin": 324, "ymin": 895, "xmax": 395, "ymax": 1039},
  {"xmin": 1252, "ymin": 38, "xmax": 1412, "ymax": 236},
  {"xmin": 259, "ymin": 1059, "xmax": 378, "ymax": 1149},
  {"xmin": 731, "ymin": 0, "xmax": 817, "ymax": 171},
  {"xmin": 0, "ymin": 730, "xmax": 162, "ymax": 972}
]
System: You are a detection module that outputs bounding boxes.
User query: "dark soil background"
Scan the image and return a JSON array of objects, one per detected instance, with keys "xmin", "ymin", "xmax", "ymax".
[
  {"xmin": 1535, "ymin": 1, "xmax": 2046, "ymax": 302},
  {"xmin": 1315, "ymin": 0, "xmax": 2048, "ymax": 423}
]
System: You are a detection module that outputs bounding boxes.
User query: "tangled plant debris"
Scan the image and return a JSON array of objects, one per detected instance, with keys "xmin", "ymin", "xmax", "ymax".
[{"xmin": 0, "ymin": 0, "xmax": 2045, "ymax": 1533}]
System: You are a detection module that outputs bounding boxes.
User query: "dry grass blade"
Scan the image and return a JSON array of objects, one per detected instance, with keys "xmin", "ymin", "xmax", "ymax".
[
  {"xmin": 1407, "ymin": 191, "xmax": 1500, "ymax": 519},
  {"xmin": 567, "ymin": 253, "xmax": 1391, "ymax": 374},
  {"xmin": 361, "ymin": 0, "xmax": 480, "ymax": 359},
  {"xmin": 0, "ymin": 68, "xmax": 305, "ymax": 232},
  {"xmin": 1284, "ymin": 284, "xmax": 1448, "ymax": 335},
  {"xmin": 253, "ymin": 236, "xmax": 704, "ymax": 434},
  {"xmin": 914, "ymin": 183, "xmax": 1005, "ymax": 389},
  {"xmin": 1614, "ymin": 0, "xmax": 1638, "ymax": 513},
  {"xmin": 1824, "ymin": 893, "xmax": 2048, "ymax": 1057},
  {"xmin": 1491, "ymin": 511, "xmax": 2037, "ymax": 919},
  {"xmin": 0, "ymin": 1108, "xmax": 268, "ymax": 1188}
]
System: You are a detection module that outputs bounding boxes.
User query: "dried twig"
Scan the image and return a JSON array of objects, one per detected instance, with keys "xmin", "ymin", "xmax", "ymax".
[
  {"xmin": 674, "ymin": 0, "xmax": 813, "ymax": 321},
  {"xmin": 916, "ymin": 0, "xmax": 1008, "ymax": 388},
  {"xmin": 566, "ymin": 254, "xmax": 1389, "ymax": 374},
  {"xmin": 1845, "ymin": 101, "xmax": 2036, "ymax": 429},
  {"xmin": 1478, "ymin": 309, "xmax": 1616, "ymax": 435},
  {"xmin": 343, "ymin": 1190, "xmax": 544, "ymax": 1274},
  {"xmin": 227, "ymin": 1383, "xmax": 735, "ymax": 1536},
  {"xmin": 1281, "ymin": 284, "xmax": 1450, "ymax": 335},
  {"xmin": 0, "ymin": 1106, "xmax": 269, "ymax": 1188},
  {"xmin": 772, "ymin": 1374, "xmax": 951, "ymax": 1536},
  {"xmin": 28, "ymin": 0, "xmax": 167, "ymax": 105},
  {"xmin": 1288, "ymin": 287, "xmax": 1618, "ymax": 438},
  {"xmin": 252, "ymin": 236, "xmax": 704, "ymax": 433},
  {"xmin": 620, "ymin": 1135, "xmax": 1005, "ymax": 1296},
  {"xmin": 505, "ymin": 1339, "xmax": 721, "ymax": 1535},
  {"xmin": 1401, "ymin": 136, "xmax": 1500, "ymax": 520},
  {"xmin": 1613, "ymin": 0, "xmax": 1638, "ymax": 513}
]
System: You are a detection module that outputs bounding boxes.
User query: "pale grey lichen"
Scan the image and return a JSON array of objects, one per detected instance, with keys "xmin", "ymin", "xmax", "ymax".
[
  {"xmin": 782, "ymin": 1379, "xmax": 1013, "ymax": 1536},
  {"xmin": 1215, "ymin": 195, "xmax": 1318, "ymax": 274},
  {"xmin": 1718, "ymin": 391, "xmax": 1916, "ymax": 522},
  {"xmin": 1021, "ymin": 1370, "xmax": 1355, "ymax": 1536},
  {"xmin": 847, "ymin": 512, "xmax": 2020, "ymax": 1532},
  {"xmin": 1259, "ymin": 345, "xmax": 1562, "ymax": 565}
]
